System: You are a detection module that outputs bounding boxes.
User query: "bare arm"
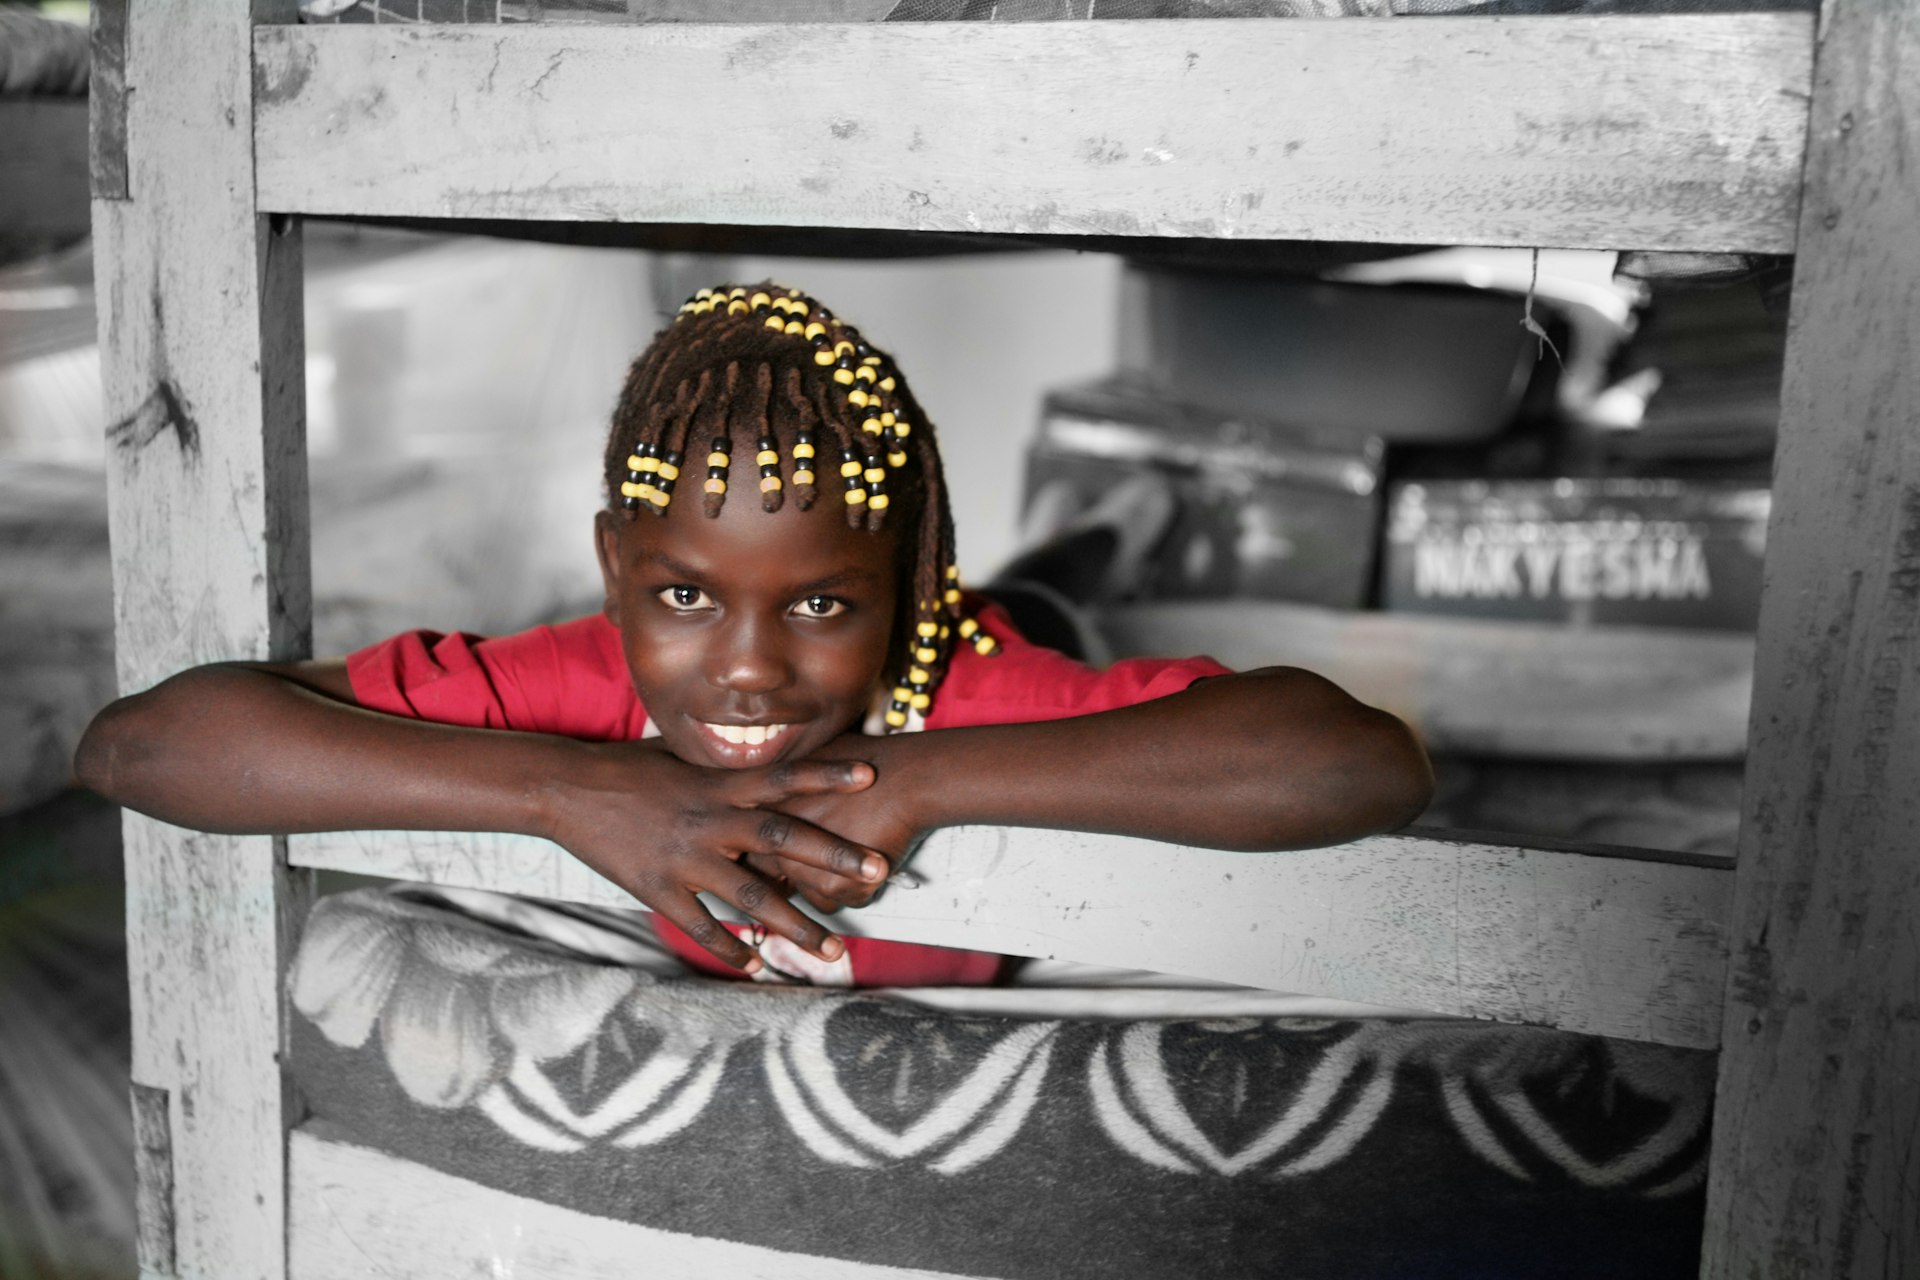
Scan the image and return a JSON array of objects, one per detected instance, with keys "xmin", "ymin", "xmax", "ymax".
[
  {"xmin": 762, "ymin": 667, "xmax": 1433, "ymax": 909},
  {"xmin": 74, "ymin": 662, "xmax": 886, "ymax": 969}
]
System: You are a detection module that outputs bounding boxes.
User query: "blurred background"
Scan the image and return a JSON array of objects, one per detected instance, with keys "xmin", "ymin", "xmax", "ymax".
[{"xmin": 3, "ymin": 0, "xmax": 1788, "ymax": 1274}]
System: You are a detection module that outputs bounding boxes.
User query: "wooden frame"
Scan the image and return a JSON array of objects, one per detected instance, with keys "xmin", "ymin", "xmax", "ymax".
[{"xmin": 90, "ymin": 2, "xmax": 1916, "ymax": 1276}]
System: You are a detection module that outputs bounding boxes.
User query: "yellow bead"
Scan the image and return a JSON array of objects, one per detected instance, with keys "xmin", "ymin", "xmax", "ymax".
[
  {"xmin": 884, "ymin": 709, "xmax": 909, "ymax": 728},
  {"xmin": 704, "ymin": 477, "xmax": 726, "ymax": 495},
  {"xmin": 881, "ymin": 412, "xmax": 895, "ymax": 427},
  {"xmin": 895, "ymin": 422, "xmax": 912, "ymax": 438},
  {"xmin": 944, "ymin": 588, "xmax": 961, "ymax": 605},
  {"xmin": 946, "ymin": 565, "xmax": 961, "ymax": 580},
  {"xmin": 729, "ymin": 287, "xmax": 747, "ymax": 298},
  {"xmin": 793, "ymin": 469, "xmax": 815, "ymax": 486},
  {"xmin": 760, "ymin": 475, "xmax": 783, "ymax": 493},
  {"xmin": 840, "ymin": 460, "xmax": 863, "ymax": 478},
  {"xmin": 893, "ymin": 686, "xmax": 913, "ymax": 702},
  {"xmin": 648, "ymin": 488, "xmax": 671, "ymax": 508},
  {"xmin": 834, "ymin": 369, "xmax": 855, "ymax": 386},
  {"xmin": 657, "ymin": 463, "xmax": 680, "ymax": 481},
  {"xmin": 910, "ymin": 693, "xmax": 931, "ymax": 710},
  {"xmin": 844, "ymin": 489, "xmax": 867, "ymax": 505},
  {"xmin": 849, "ymin": 389, "xmax": 869, "ymax": 408},
  {"xmin": 834, "ymin": 340, "xmax": 855, "ymax": 357},
  {"xmin": 958, "ymin": 618, "xmax": 980, "ymax": 638},
  {"xmin": 938, "ymin": 626, "xmax": 950, "ymax": 640},
  {"xmin": 764, "ymin": 316, "xmax": 785, "ymax": 331},
  {"xmin": 909, "ymin": 666, "xmax": 930, "ymax": 684},
  {"xmin": 729, "ymin": 300, "xmax": 748, "ymax": 315},
  {"xmin": 855, "ymin": 366, "xmax": 876, "ymax": 383},
  {"xmin": 864, "ymin": 467, "xmax": 885, "ymax": 484},
  {"xmin": 915, "ymin": 646, "xmax": 937, "ymax": 664},
  {"xmin": 750, "ymin": 291, "xmax": 771, "ymax": 309},
  {"xmin": 916, "ymin": 622, "xmax": 938, "ymax": 638},
  {"xmin": 771, "ymin": 297, "xmax": 792, "ymax": 314},
  {"xmin": 695, "ymin": 287, "xmax": 713, "ymax": 300},
  {"xmin": 880, "ymin": 376, "xmax": 896, "ymax": 392},
  {"xmin": 627, "ymin": 454, "xmax": 647, "ymax": 471},
  {"xmin": 755, "ymin": 449, "xmax": 779, "ymax": 467},
  {"xmin": 639, "ymin": 455, "xmax": 661, "ymax": 474},
  {"xmin": 707, "ymin": 451, "xmax": 730, "ymax": 468},
  {"xmin": 804, "ymin": 323, "xmax": 826, "ymax": 340},
  {"xmin": 785, "ymin": 320, "xmax": 804, "ymax": 336},
  {"xmin": 869, "ymin": 493, "xmax": 890, "ymax": 511},
  {"xmin": 863, "ymin": 418, "xmax": 883, "ymax": 435},
  {"xmin": 620, "ymin": 481, "xmax": 643, "ymax": 498},
  {"xmin": 888, "ymin": 451, "xmax": 906, "ymax": 468},
  {"xmin": 815, "ymin": 350, "xmax": 836, "ymax": 366},
  {"xmin": 793, "ymin": 442, "xmax": 815, "ymax": 459},
  {"xmin": 863, "ymin": 355, "xmax": 882, "ymax": 366}
]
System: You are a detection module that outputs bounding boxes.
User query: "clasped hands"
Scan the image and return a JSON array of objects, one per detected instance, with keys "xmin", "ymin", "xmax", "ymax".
[{"xmin": 547, "ymin": 734, "xmax": 920, "ymax": 972}]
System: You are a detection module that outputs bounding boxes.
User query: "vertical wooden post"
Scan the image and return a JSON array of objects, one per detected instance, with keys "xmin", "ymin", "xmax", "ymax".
[
  {"xmin": 1704, "ymin": 2, "xmax": 1920, "ymax": 1276},
  {"xmin": 90, "ymin": 2, "xmax": 309, "ymax": 1277}
]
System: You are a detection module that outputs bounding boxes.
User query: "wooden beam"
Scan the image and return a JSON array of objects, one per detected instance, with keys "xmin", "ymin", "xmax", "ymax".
[
  {"xmin": 1703, "ymin": 2, "xmax": 1920, "ymax": 1275},
  {"xmin": 290, "ymin": 825, "xmax": 1730, "ymax": 1048},
  {"xmin": 92, "ymin": 3, "xmax": 310, "ymax": 1277},
  {"xmin": 1105, "ymin": 601, "xmax": 1755, "ymax": 762},
  {"xmin": 289, "ymin": 1131, "xmax": 937, "ymax": 1280},
  {"xmin": 253, "ymin": 16, "xmax": 1812, "ymax": 253}
]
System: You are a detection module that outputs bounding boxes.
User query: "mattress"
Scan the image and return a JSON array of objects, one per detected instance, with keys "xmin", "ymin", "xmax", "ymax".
[{"xmin": 290, "ymin": 884, "xmax": 1715, "ymax": 1279}]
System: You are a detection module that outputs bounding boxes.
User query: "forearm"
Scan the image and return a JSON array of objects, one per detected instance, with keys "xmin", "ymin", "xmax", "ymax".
[
  {"xmin": 74, "ymin": 664, "xmax": 576, "ymax": 838},
  {"xmin": 887, "ymin": 668, "xmax": 1433, "ymax": 851}
]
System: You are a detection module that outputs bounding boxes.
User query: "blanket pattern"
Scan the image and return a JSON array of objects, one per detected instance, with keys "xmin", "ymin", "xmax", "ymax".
[{"xmin": 291, "ymin": 888, "xmax": 1713, "ymax": 1278}]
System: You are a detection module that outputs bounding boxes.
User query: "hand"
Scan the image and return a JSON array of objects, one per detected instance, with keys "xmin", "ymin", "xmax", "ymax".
[
  {"xmin": 545, "ymin": 741, "xmax": 889, "ymax": 972},
  {"xmin": 746, "ymin": 733, "xmax": 927, "ymax": 914}
]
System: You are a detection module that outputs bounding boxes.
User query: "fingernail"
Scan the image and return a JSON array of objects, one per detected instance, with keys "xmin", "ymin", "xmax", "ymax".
[
  {"xmin": 741, "ymin": 954, "xmax": 763, "ymax": 975},
  {"xmin": 819, "ymin": 936, "xmax": 845, "ymax": 961},
  {"xmin": 862, "ymin": 855, "xmax": 888, "ymax": 880}
]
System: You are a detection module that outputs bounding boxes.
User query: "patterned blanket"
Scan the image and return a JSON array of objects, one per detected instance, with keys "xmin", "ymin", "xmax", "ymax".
[{"xmin": 291, "ymin": 887, "xmax": 1713, "ymax": 1278}]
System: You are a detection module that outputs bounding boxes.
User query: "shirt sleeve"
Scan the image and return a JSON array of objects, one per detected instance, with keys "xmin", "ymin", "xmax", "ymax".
[
  {"xmin": 925, "ymin": 599, "xmax": 1231, "ymax": 731},
  {"xmin": 345, "ymin": 615, "xmax": 649, "ymax": 742}
]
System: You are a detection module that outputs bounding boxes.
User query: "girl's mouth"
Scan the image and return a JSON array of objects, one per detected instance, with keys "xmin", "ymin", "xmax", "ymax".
[{"xmin": 692, "ymin": 719, "xmax": 795, "ymax": 767}]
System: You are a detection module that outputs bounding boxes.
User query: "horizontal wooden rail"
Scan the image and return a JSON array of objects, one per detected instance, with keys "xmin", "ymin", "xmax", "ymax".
[
  {"xmin": 253, "ymin": 15, "xmax": 1811, "ymax": 253},
  {"xmin": 289, "ymin": 824, "xmax": 1731, "ymax": 1048}
]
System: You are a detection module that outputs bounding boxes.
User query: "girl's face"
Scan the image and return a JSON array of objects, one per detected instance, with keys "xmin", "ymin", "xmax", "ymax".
[{"xmin": 594, "ymin": 494, "xmax": 901, "ymax": 770}]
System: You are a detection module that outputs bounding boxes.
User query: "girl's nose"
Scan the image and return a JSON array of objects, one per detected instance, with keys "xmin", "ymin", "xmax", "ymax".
[{"xmin": 708, "ymin": 615, "xmax": 792, "ymax": 695}]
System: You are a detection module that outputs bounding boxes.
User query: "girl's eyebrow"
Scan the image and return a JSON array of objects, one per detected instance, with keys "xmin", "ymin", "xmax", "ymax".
[{"xmin": 638, "ymin": 550, "xmax": 880, "ymax": 595}]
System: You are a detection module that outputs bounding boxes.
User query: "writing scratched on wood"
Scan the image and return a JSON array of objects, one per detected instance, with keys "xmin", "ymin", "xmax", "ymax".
[{"xmin": 107, "ymin": 380, "xmax": 200, "ymax": 460}]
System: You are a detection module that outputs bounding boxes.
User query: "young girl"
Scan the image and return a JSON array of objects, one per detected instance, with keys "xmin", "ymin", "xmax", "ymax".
[{"xmin": 75, "ymin": 283, "xmax": 1433, "ymax": 986}]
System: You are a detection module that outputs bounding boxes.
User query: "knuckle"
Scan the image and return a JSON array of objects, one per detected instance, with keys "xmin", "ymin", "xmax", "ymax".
[
  {"xmin": 764, "ymin": 763, "xmax": 798, "ymax": 792},
  {"xmin": 681, "ymin": 916, "xmax": 725, "ymax": 947},
  {"xmin": 736, "ymin": 877, "xmax": 771, "ymax": 912},
  {"xmin": 756, "ymin": 812, "xmax": 796, "ymax": 850}
]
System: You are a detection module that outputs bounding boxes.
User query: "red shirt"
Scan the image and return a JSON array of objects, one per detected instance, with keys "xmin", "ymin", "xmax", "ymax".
[{"xmin": 348, "ymin": 602, "xmax": 1229, "ymax": 985}]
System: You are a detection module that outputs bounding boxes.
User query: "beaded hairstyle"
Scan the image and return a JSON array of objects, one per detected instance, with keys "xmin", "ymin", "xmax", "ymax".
[{"xmin": 601, "ymin": 284, "xmax": 997, "ymax": 732}]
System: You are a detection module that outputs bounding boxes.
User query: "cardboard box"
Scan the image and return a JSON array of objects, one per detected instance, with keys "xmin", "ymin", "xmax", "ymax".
[
  {"xmin": 1383, "ymin": 479, "xmax": 1769, "ymax": 631},
  {"xmin": 1025, "ymin": 380, "xmax": 1384, "ymax": 609}
]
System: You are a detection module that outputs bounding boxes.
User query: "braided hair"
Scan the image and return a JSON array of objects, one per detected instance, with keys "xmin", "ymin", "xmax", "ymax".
[{"xmin": 601, "ymin": 284, "xmax": 996, "ymax": 732}]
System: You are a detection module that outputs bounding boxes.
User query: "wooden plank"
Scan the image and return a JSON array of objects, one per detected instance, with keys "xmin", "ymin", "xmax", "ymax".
[
  {"xmin": 290, "ymin": 1130, "xmax": 955, "ymax": 1280},
  {"xmin": 290, "ymin": 825, "xmax": 1730, "ymax": 1048},
  {"xmin": 91, "ymin": 3, "xmax": 310, "ymax": 1277},
  {"xmin": 252, "ymin": 16, "xmax": 1812, "ymax": 253},
  {"xmin": 90, "ymin": 0, "xmax": 129, "ymax": 201},
  {"xmin": 1703, "ymin": 2, "xmax": 1920, "ymax": 1275},
  {"xmin": 1105, "ymin": 601, "xmax": 1754, "ymax": 762}
]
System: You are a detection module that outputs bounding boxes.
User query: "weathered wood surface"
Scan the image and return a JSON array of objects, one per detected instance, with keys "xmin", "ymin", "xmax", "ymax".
[
  {"xmin": 1104, "ymin": 601, "xmax": 1755, "ymax": 762},
  {"xmin": 1703, "ymin": 2, "xmax": 1920, "ymax": 1275},
  {"xmin": 290, "ymin": 825, "xmax": 1731, "ymax": 1048},
  {"xmin": 91, "ymin": 3, "xmax": 309, "ymax": 1277},
  {"xmin": 251, "ymin": 16, "xmax": 1812, "ymax": 253},
  {"xmin": 289, "ymin": 1130, "xmax": 950, "ymax": 1280}
]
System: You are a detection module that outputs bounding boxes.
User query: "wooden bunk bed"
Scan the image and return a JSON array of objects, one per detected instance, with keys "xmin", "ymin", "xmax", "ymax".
[{"xmin": 89, "ymin": 2, "xmax": 1915, "ymax": 1276}]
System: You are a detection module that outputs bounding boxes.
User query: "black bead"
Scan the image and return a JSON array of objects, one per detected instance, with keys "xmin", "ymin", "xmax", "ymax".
[{"xmin": 712, "ymin": 436, "xmax": 728, "ymax": 452}]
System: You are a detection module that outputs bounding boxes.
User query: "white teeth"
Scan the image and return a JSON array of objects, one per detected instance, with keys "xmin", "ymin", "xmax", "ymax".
[{"xmin": 705, "ymin": 722, "xmax": 786, "ymax": 747}]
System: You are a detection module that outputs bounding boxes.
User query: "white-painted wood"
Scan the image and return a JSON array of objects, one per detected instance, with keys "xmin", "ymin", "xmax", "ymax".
[
  {"xmin": 1105, "ymin": 601, "xmax": 1754, "ymax": 762},
  {"xmin": 251, "ymin": 16, "xmax": 1812, "ymax": 253},
  {"xmin": 91, "ymin": 3, "xmax": 309, "ymax": 1277},
  {"xmin": 290, "ymin": 825, "xmax": 1730, "ymax": 1048},
  {"xmin": 1704, "ymin": 2, "xmax": 1920, "ymax": 1274},
  {"xmin": 289, "ymin": 1130, "xmax": 965, "ymax": 1280}
]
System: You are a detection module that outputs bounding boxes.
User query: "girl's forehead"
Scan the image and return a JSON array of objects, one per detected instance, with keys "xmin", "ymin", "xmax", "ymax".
[{"xmin": 618, "ymin": 490, "xmax": 899, "ymax": 587}]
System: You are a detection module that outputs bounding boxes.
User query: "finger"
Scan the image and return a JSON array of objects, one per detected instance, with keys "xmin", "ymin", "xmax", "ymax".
[
  {"xmin": 750, "ymin": 759, "xmax": 874, "ymax": 804},
  {"xmin": 645, "ymin": 891, "xmax": 764, "ymax": 975},
  {"xmin": 704, "ymin": 871, "xmax": 845, "ymax": 963},
  {"xmin": 744, "ymin": 809, "xmax": 889, "ymax": 883}
]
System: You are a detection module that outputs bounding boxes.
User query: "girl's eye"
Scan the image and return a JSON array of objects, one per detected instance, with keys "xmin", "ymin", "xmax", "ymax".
[
  {"xmin": 792, "ymin": 594, "xmax": 847, "ymax": 619},
  {"xmin": 658, "ymin": 585, "xmax": 713, "ymax": 612}
]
